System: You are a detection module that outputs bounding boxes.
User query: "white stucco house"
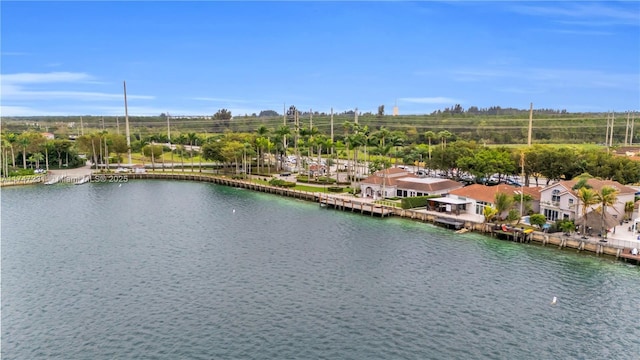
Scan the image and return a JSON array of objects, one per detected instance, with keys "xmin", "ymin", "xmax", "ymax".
[{"xmin": 539, "ymin": 178, "xmax": 637, "ymax": 223}]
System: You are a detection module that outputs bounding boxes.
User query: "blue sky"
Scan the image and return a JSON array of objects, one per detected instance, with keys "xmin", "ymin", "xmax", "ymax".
[{"xmin": 1, "ymin": 1, "xmax": 639, "ymax": 117}]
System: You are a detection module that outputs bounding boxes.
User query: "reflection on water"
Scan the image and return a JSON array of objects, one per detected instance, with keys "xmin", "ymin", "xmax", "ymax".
[{"xmin": 2, "ymin": 181, "xmax": 639, "ymax": 359}]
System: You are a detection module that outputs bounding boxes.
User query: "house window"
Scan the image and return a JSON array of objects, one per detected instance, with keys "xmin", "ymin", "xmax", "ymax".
[
  {"xmin": 544, "ymin": 208, "xmax": 559, "ymax": 221},
  {"xmin": 551, "ymin": 189, "xmax": 561, "ymax": 205},
  {"xmin": 568, "ymin": 198, "xmax": 574, "ymax": 206},
  {"xmin": 396, "ymin": 189, "xmax": 402, "ymax": 197},
  {"xmin": 475, "ymin": 201, "xmax": 489, "ymax": 215}
]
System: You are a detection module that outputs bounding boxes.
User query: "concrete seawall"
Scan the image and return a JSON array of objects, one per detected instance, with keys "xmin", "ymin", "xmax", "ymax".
[{"xmin": 96, "ymin": 173, "xmax": 639, "ymax": 265}]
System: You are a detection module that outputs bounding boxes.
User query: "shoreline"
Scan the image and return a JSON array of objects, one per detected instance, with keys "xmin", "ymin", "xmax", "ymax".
[
  {"xmin": 109, "ymin": 172, "xmax": 640, "ymax": 266},
  {"xmin": 5, "ymin": 170, "xmax": 639, "ymax": 265}
]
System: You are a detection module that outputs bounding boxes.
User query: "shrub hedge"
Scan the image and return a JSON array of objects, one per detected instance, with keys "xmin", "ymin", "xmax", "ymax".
[{"xmin": 400, "ymin": 195, "xmax": 440, "ymax": 209}]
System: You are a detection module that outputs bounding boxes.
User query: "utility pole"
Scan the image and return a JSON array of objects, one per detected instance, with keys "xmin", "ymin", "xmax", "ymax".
[
  {"xmin": 330, "ymin": 107, "xmax": 334, "ymax": 146},
  {"xmin": 609, "ymin": 111, "xmax": 615, "ymax": 147},
  {"xmin": 310, "ymin": 108, "xmax": 313, "ymax": 129},
  {"xmin": 631, "ymin": 112, "xmax": 635, "ymax": 146},
  {"xmin": 80, "ymin": 116, "xmax": 84, "ymax": 136},
  {"xmin": 354, "ymin": 107, "xmax": 358, "ymax": 124},
  {"xmin": 167, "ymin": 112, "xmax": 171, "ymax": 141},
  {"xmin": 624, "ymin": 111, "xmax": 630, "ymax": 146},
  {"xmin": 527, "ymin": 102, "xmax": 533, "ymax": 146},
  {"xmin": 605, "ymin": 112, "xmax": 610, "ymax": 149},
  {"xmin": 124, "ymin": 81, "xmax": 132, "ymax": 166}
]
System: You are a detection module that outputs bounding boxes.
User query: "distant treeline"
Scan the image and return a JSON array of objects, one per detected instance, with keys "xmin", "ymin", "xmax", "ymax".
[{"xmin": 1, "ymin": 107, "xmax": 637, "ymax": 146}]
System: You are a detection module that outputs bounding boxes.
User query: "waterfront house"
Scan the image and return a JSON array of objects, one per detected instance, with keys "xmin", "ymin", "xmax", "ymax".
[
  {"xmin": 539, "ymin": 178, "xmax": 636, "ymax": 223},
  {"xmin": 445, "ymin": 184, "xmax": 542, "ymax": 222},
  {"xmin": 359, "ymin": 168, "xmax": 463, "ymax": 199}
]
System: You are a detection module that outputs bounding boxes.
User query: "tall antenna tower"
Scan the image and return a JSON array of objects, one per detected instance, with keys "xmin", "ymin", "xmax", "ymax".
[{"xmin": 123, "ymin": 81, "xmax": 132, "ymax": 166}]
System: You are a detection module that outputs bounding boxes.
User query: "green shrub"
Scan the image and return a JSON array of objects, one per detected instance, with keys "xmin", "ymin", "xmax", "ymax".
[
  {"xmin": 268, "ymin": 178, "xmax": 296, "ymax": 187},
  {"xmin": 9, "ymin": 168, "xmax": 35, "ymax": 176},
  {"xmin": 530, "ymin": 214, "xmax": 547, "ymax": 228},
  {"xmin": 400, "ymin": 195, "xmax": 439, "ymax": 209},
  {"xmin": 327, "ymin": 186, "xmax": 343, "ymax": 193}
]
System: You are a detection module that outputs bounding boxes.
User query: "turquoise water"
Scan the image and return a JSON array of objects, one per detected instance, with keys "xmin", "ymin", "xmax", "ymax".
[{"xmin": 2, "ymin": 181, "xmax": 639, "ymax": 359}]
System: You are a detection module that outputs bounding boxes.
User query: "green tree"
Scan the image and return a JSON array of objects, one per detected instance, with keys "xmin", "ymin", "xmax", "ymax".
[
  {"xmin": 624, "ymin": 201, "xmax": 634, "ymax": 221},
  {"xmin": 494, "ymin": 192, "xmax": 514, "ymax": 221},
  {"xmin": 576, "ymin": 187, "xmax": 598, "ymax": 236},
  {"xmin": 595, "ymin": 185, "xmax": 619, "ymax": 238},
  {"xmin": 530, "ymin": 213, "xmax": 547, "ymax": 229},
  {"xmin": 483, "ymin": 205, "xmax": 499, "ymax": 223},
  {"xmin": 213, "ymin": 109, "xmax": 232, "ymax": 120},
  {"xmin": 424, "ymin": 130, "xmax": 436, "ymax": 161}
]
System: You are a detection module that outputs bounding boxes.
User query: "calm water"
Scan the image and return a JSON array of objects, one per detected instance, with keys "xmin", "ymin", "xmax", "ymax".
[{"xmin": 2, "ymin": 181, "xmax": 639, "ymax": 359}]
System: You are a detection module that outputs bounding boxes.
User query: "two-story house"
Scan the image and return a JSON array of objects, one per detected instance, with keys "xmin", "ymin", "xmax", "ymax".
[{"xmin": 539, "ymin": 178, "xmax": 636, "ymax": 223}]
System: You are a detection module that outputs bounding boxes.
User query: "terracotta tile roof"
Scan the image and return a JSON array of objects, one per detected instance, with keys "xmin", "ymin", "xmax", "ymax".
[
  {"xmin": 449, "ymin": 184, "xmax": 542, "ymax": 203},
  {"xmin": 395, "ymin": 178, "xmax": 463, "ymax": 193},
  {"xmin": 360, "ymin": 172, "xmax": 462, "ymax": 193},
  {"xmin": 558, "ymin": 178, "xmax": 636, "ymax": 196},
  {"xmin": 361, "ymin": 169, "xmax": 417, "ymax": 186}
]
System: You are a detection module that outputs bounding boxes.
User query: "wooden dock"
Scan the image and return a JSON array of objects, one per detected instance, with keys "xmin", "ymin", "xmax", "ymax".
[
  {"xmin": 319, "ymin": 194, "xmax": 393, "ymax": 217},
  {"xmin": 82, "ymin": 172, "xmax": 639, "ymax": 267},
  {"xmin": 619, "ymin": 248, "xmax": 640, "ymax": 264}
]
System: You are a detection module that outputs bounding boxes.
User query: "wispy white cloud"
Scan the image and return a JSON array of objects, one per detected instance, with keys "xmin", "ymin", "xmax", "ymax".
[
  {"xmin": 451, "ymin": 67, "xmax": 639, "ymax": 90},
  {"xmin": 193, "ymin": 97, "xmax": 250, "ymax": 103},
  {"xmin": 1, "ymin": 71, "xmax": 94, "ymax": 84},
  {"xmin": 542, "ymin": 28, "xmax": 613, "ymax": 36},
  {"xmin": 0, "ymin": 52, "xmax": 29, "ymax": 56},
  {"xmin": 399, "ymin": 97, "xmax": 460, "ymax": 104},
  {"xmin": 508, "ymin": 3, "xmax": 640, "ymax": 26},
  {"xmin": 0, "ymin": 105, "xmax": 70, "ymax": 117},
  {"xmin": 1, "ymin": 71, "xmax": 155, "ymax": 105}
]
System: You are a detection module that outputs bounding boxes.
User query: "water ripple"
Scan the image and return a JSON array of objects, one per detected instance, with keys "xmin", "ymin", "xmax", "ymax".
[{"xmin": 2, "ymin": 182, "xmax": 639, "ymax": 359}]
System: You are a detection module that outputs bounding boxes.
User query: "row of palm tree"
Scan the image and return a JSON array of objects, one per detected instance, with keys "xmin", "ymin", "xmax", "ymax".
[{"xmin": 573, "ymin": 176, "xmax": 620, "ymax": 238}]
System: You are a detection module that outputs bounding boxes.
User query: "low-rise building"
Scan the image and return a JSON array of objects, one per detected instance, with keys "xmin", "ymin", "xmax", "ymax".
[
  {"xmin": 359, "ymin": 168, "xmax": 463, "ymax": 199},
  {"xmin": 446, "ymin": 184, "xmax": 542, "ymax": 222}
]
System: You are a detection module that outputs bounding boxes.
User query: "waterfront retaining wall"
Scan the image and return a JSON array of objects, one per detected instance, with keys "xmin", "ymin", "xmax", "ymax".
[{"xmin": 93, "ymin": 172, "xmax": 637, "ymax": 264}]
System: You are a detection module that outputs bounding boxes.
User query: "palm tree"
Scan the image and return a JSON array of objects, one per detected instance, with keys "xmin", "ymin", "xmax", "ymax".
[
  {"xmin": 494, "ymin": 192, "xmax": 514, "ymax": 221},
  {"xmin": 275, "ymin": 125, "xmax": 291, "ymax": 170},
  {"xmin": 571, "ymin": 174, "xmax": 596, "ymax": 237},
  {"xmin": 3, "ymin": 133, "xmax": 17, "ymax": 169},
  {"xmin": 624, "ymin": 201, "xmax": 634, "ymax": 221},
  {"xmin": 187, "ymin": 133, "xmax": 198, "ymax": 172},
  {"xmin": 437, "ymin": 130, "xmax": 452, "ymax": 149},
  {"xmin": 595, "ymin": 185, "xmax": 619, "ymax": 238},
  {"xmin": 29, "ymin": 152, "xmax": 44, "ymax": 169},
  {"xmin": 255, "ymin": 125, "xmax": 269, "ymax": 173},
  {"xmin": 483, "ymin": 205, "xmax": 499, "ymax": 223},
  {"xmin": 17, "ymin": 134, "xmax": 30, "ymax": 169},
  {"xmin": 424, "ymin": 130, "xmax": 436, "ymax": 161},
  {"xmin": 577, "ymin": 187, "xmax": 598, "ymax": 237}
]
